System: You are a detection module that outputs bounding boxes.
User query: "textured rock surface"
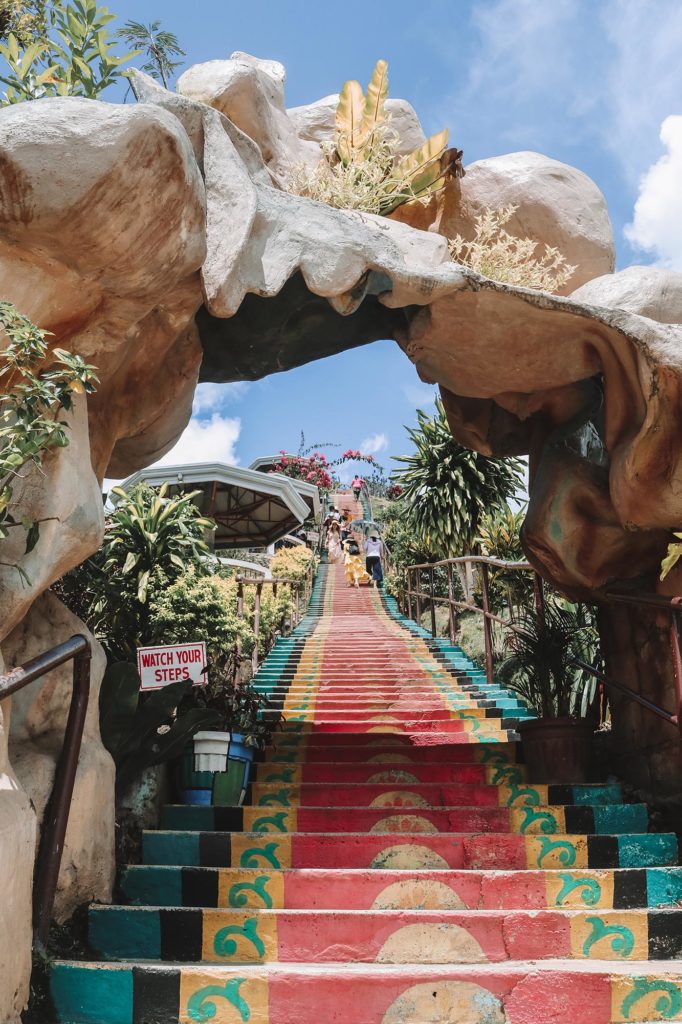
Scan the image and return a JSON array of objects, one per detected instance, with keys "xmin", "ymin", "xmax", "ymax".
[
  {"xmin": 571, "ymin": 264, "xmax": 682, "ymax": 323},
  {"xmin": 0, "ymin": 653, "xmax": 36, "ymax": 1024},
  {"xmin": 5, "ymin": 592, "xmax": 114, "ymax": 921},
  {"xmin": 287, "ymin": 93, "xmax": 427, "ymax": 155}
]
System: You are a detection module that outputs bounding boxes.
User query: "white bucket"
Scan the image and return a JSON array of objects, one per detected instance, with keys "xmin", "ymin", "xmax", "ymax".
[{"xmin": 193, "ymin": 730, "xmax": 232, "ymax": 773}]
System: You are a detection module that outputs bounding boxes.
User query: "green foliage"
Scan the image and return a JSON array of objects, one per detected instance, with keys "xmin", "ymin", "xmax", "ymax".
[
  {"xmin": 0, "ymin": 0, "xmax": 48, "ymax": 44},
  {"xmin": 0, "ymin": 0, "xmax": 139, "ymax": 103},
  {"xmin": 476, "ymin": 506, "xmax": 533, "ymax": 617},
  {"xmin": 99, "ymin": 662, "xmax": 219, "ymax": 792},
  {"xmin": 149, "ymin": 568, "xmax": 254, "ymax": 660},
  {"xmin": 178, "ymin": 670, "xmax": 281, "ymax": 750},
  {"xmin": 59, "ymin": 482, "xmax": 213, "ymax": 661},
  {"xmin": 118, "ymin": 18, "xmax": 184, "ymax": 88},
  {"xmin": 660, "ymin": 532, "xmax": 682, "ymax": 581},
  {"xmin": 498, "ymin": 599, "xmax": 598, "ymax": 719},
  {"xmin": 289, "ymin": 59, "xmax": 463, "ymax": 216},
  {"xmin": 271, "ymin": 545, "xmax": 315, "ymax": 585},
  {"xmin": 392, "ymin": 396, "xmax": 524, "ymax": 558},
  {"xmin": 0, "ymin": 300, "xmax": 97, "ymax": 576}
]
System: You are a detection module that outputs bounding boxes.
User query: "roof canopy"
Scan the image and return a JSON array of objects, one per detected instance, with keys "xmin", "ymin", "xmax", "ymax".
[
  {"xmin": 249, "ymin": 455, "xmax": 321, "ymax": 519},
  {"xmin": 116, "ymin": 462, "xmax": 310, "ymax": 548}
]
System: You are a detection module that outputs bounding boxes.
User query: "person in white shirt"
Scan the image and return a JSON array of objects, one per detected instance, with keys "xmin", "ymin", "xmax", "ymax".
[{"xmin": 364, "ymin": 533, "xmax": 384, "ymax": 586}]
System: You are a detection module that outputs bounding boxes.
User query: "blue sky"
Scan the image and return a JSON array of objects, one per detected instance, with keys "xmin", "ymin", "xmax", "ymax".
[{"xmin": 102, "ymin": 0, "xmax": 682, "ymax": 480}]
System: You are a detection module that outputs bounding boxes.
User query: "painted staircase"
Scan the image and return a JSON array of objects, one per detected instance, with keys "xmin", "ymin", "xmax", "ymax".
[{"xmin": 51, "ymin": 513, "xmax": 682, "ymax": 1023}]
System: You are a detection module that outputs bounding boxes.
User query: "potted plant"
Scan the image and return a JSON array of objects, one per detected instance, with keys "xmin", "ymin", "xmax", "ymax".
[
  {"xmin": 498, "ymin": 600, "xmax": 599, "ymax": 783},
  {"xmin": 175, "ymin": 659, "xmax": 282, "ymax": 806}
]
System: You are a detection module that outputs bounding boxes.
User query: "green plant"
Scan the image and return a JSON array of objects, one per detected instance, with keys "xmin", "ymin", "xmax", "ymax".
[
  {"xmin": 449, "ymin": 205, "xmax": 576, "ymax": 293},
  {"xmin": 178, "ymin": 668, "xmax": 282, "ymax": 750},
  {"xmin": 0, "ymin": 0, "xmax": 48, "ymax": 44},
  {"xmin": 271, "ymin": 545, "xmax": 315, "ymax": 584},
  {"xmin": 498, "ymin": 600, "xmax": 598, "ymax": 718},
  {"xmin": 660, "ymin": 532, "xmax": 682, "ymax": 581},
  {"xmin": 59, "ymin": 482, "xmax": 213, "ymax": 660},
  {"xmin": 118, "ymin": 18, "xmax": 184, "ymax": 88},
  {"xmin": 0, "ymin": 300, "xmax": 97, "ymax": 577},
  {"xmin": 288, "ymin": 59, "xmax": 463, "ymax": 216},
  {"xmin": 0, "ymin": 0, "xmax": 138, "ymax": 103},
  {"xmin": 149, "ymin": 567, "xmax": 254, "ymax": 663},
  {"xmin": 392, "ymin": 396, "xmax": 524, "ymax": 557},
  {"xmin": 476, "ymin": 506, "xmax": 533, "ymax": 617},
  {"xmin": 99, "ymin": 662, "xmax": 219, "ymax": 792}
]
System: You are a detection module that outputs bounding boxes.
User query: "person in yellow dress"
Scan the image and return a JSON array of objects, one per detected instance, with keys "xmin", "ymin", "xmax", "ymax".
[{"xmin": 343, "ymin": 536, "xmax": 371, "ymax": 588}]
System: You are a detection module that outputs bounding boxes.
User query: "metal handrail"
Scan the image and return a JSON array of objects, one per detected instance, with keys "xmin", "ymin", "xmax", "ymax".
[
  {"xmin": 402, "ymin": 555, "xmax": 681, "ymax": 735},
  {"xmin": 0, "ymin": 634, "xmax": 91, "ymax": 947}
]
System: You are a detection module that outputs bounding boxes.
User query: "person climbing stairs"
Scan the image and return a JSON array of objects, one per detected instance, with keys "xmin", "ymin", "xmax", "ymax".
[{"xmin": 50, "ymin": 549, "xmax": 682, "ymax": 1023}]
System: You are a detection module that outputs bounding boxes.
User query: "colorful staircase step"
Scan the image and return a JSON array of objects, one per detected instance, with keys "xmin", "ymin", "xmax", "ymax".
[
  {"xmin": 50, "ymin": 960, "xmax": 682, "ymax": 1024},
  {"xmin": 119, "ymin": 865, "xmax": 682, "ymax": 912}
]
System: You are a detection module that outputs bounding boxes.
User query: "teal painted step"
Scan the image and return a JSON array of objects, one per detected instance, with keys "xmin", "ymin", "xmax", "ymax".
[
  {"xmin": 158, "ymin": 802, "xmax": 648, "ymax": 835},
  {"xmin": 142, "ymin": 830, "xmax": 679, "ymax": 868},
  {"xmin": 118, "ymin": 863, "xmax": 682, "ymax": 910}
]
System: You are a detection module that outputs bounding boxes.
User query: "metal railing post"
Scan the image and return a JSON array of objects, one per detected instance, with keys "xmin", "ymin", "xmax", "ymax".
[
  {"xmin": 0, "ymin": 633, "xmax": 91, "ymax": 947},
  {"xmin": 480, "ymin": 561, "xmax": 495, "ymax": 686},
  {"xmin": 669, "ymin": 598, "xmax": 682, "ymax": 736}
]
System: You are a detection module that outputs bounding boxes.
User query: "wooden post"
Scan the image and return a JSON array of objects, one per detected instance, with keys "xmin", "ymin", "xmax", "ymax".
[
  {"xmin": 415, "ymin": 569, "xmax": 422, "ymax": 628},
  {"xmin": 429, "ymin": 565, "xmax": 437, "ymax": 637},
  {"xmin": 406, "ymin": 568, "xmax": 413, "ymax": 621},
  {"xmin": 235, "ymin": 575, "xmax": 244, "ymax": 681},
  {"xmin": 480, "ymin": 562, "xmax": 495, "ymax": 687},
  {"xmin": 252, "ymin": 582, "xmax": 263, "ymax": 674},
  {"xmin": 447, "ymin": 562, "xmax": 456, "ymax": 643}
]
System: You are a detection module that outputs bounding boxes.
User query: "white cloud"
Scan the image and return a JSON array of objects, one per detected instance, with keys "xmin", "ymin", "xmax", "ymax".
[
  {"xmin": 625, "ymin": 115, "xmax": 682, "ymax": 270},
  {"xmin": 360, "ymin": 432, "xmax": 389, "ymax": 455},
  {"xmin": 403, "ymin": 383, "xmax": 437, "ymax": 408},
  {"xmin": 153, "ymin": 413, "xmax": 242, "ymax": 468},
  {"xmin": 192, "ymin": 381, "xmax": 249, "ymax": 414}
]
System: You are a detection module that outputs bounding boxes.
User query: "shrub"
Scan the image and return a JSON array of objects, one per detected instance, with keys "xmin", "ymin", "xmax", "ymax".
[
  {"xmin": 449, "ymin": 205, "xmax": 576, "ymax": 293},
  {"xmin": 271, "ymin": 545, "xmax": 316, "ymax": 584},
  {"xmin": 149, "ymin": 568, "xmax": 254, "ymax": 658}
]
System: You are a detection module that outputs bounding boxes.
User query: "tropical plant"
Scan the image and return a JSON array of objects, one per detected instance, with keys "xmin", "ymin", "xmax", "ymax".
[
  {"xmin": 271, "ymin": 544, "xmax": 315, "ymax": 585},
  {"xmin": 476, "ymin": 506, "xmax": 533, "ymax": 617},
  {"xmin": 0, "ymin": 0, "xmax": 138, "ymax": 103},
  {"xmin": 449, "ymin": 205, "xmax": 576, "ymax": 293},
  {"xmin": 118, "ymin": 18, "xmax": 184, "ymax": 88},
  {"xmin": 149, "ymin": 567, "xmax": 254, "ymax": 662},
  {"xmin": 498, "ymin": 600, "xmax": 598, "ymax": 719},
  {"xmin": 99, "ymin": 662, "xmax": 219, "ymax": 792},
  {"xmin": 0, "ymin": 300, "xmax": 97, "ymax": 577},
  {"xmin": 59, "ymin": 482, "xmax": 213, "ymax": 660},
  {"xmin": 288, "ymin": 59, "xmax": 464, "ymax": 216},
  {"xmin": 178, "ymin": 669, "xmax": 281, "ymax": 750},
  {"xmin": 270, "ymin": 444, "xmax": 379, "ymax": 493},
  {"xmin": 0, "ymin": 0, "xmax": 48, "ymax": 44},
  {"xmin": 392, "ymin": 396, "xmax": 524, "ymax": 557}
]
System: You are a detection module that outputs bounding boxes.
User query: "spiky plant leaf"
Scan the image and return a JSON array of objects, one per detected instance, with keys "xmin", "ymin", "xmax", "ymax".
[
  {"xmin": 360, "ymin": 58, "xmax": 388, "ymax": 139},
  {"xmin": 335, "ymin": 78, "xmax": 364, "ymax": 164}
]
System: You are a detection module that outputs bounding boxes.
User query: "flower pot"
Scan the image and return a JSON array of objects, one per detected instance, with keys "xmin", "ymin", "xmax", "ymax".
[
  {"xmin": 518, "ymin": 716, "xmax": 593, "ymax": 784},
  {"xmin": 193, "ymin": 731, "xmax": 231, "ymax": 773},
  {"xmin": 176, "ymin": 732, "xmax": 255, "ymax": 806}
]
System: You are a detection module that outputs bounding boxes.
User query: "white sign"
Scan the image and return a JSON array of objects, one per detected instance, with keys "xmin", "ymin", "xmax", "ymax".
[{"xmin": 137, "ymin": 642, "xmax": 208, "ymax": 691}]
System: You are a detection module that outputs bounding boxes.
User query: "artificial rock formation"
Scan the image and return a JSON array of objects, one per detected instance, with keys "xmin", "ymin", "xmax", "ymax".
[{"xmin": 0, "ymin": 49, "xmax": 681, "ymax": 1019}]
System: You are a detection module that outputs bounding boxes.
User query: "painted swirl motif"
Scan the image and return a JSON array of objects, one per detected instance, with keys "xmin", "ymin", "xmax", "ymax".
[
  {"xmin": 228, "ymin": 875, "xmax": 273, "ymax": 909},
  {"xmin": 620, "ymin": 978, "xmax": 682, "ymax": 1020},
  {"xmin": 518, "ymin": 806, "xmax": 558, "ymax": 835},
  {"xmin": 257, "ymin": 789, "xmax": 292, "ymax": 807},
  {"xmin": 555, "ymin": 873, "xmax": 602, "ymax": 907},
  {"xmin": 239, "ymin": 842, "xmax": 281, "ymax": 868},
  {"xmin": 252, "ymin": 812, "xmax": 289, "ymax": 832},
  {"xmin": 582, "ymin": 916, "xmax": 634, "ymax": 958},
  {"xmin": 187, "ymin": 978, "xmax": 250, "ymax": 1022},
  {"xmin": 214, "ymin": 916, "xmax": 265, "ymax": 959},
  {"xmin": 534, "ymin": 837, "xmax": 577, "ymax": 868}
]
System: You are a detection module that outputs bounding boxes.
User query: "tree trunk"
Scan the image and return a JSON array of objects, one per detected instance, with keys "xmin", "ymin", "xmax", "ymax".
[{"xmin": 597, "ymin": 603, "xmax": 682, "ymax": 805}]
